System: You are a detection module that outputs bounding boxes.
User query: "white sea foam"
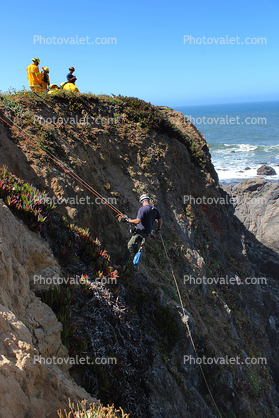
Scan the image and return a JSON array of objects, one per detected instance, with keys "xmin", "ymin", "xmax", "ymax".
[
  {"xmin": 216, "ymin": 143, "xmax": 258, "ymax": 152},
  {"xmin": 216, "ymin": 167, "xmax": 279, "ymax": 186},
  {"xmin": 176, "ymin": 101, "xmax": 279, "ymax": 186}
]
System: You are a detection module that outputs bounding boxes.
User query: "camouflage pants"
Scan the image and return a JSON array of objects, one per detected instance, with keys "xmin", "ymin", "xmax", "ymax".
[{"xmin": 122, "ymin": 230, "xmax": 149, "ymax": 265}]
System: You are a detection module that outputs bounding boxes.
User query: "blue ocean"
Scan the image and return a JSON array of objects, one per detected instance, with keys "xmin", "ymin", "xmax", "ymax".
[{"xmin": 174, "ymin": 101, "xmax": 279, "ymax": 186}]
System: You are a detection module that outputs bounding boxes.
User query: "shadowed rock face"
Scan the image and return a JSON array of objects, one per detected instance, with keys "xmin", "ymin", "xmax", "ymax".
[
  {"xmin": 1, "ymin": 94, "xmax": 279, "ymax": 417},
  {"xmin": 223, "ymin": 178, "xmax": 279, "ymax": 257}
]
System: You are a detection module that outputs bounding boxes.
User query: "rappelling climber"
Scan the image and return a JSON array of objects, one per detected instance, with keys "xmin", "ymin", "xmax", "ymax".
[
  {"xmin": 40, "ymin": 67, "xmax": 50, "ymax": 91},
  {"xmin": 66, "ymin": 67, "xmax": 77, "ymax": 83},
  {"xmin": 61, "ymin": 81, "xmax": 80, "ymax": 93},
  {"xmin": 26, "ymin": 58, "xmax": 42, "ymax": 92},
  {"xmin": 116, "ymin": 194, "xmax": 163, "ymax": 268}
]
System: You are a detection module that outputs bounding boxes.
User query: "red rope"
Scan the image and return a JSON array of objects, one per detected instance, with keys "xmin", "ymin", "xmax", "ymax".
[{"xmin": 0, "ymin": 114, "xmax": 123, "ymax": 217}]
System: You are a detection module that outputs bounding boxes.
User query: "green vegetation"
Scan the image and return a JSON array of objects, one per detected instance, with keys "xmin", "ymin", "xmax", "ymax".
[
  {"xmin": 247, "ymin": 368, "xmax": 262, "ymax": 397},
  {"xmin": 161, "ymin": 284, "xmax": 179, "ymax": 302},
  {"xmin": 0, "ymin": 166, "xmax": 116, "ymax": 277},
  {"xmin": 0, "ymin": 91, "xmax": 210, "ymax": 171},
  {"xmin": 0, "ymin": 94, "xmax": 31, "ymax": 119},
  {"xmin": 116, "ymin": 95, "xmax": 210, "ymax": 170},
  {"xmin": 0, "ymin": 165, "xmax": 118, "ymax": 360},
  {"xmin": 0, "ymin": 166, "xmax": 182, "ymax": 413},
  {"xmin": 57, "ymin": 399, "xmax": 129, "ymax": 418},
  {"xmin": 38, "ymin": 128, "xmax": 66, "ymax": 156}
]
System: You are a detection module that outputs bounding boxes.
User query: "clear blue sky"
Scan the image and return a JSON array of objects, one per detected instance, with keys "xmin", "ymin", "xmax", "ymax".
[{"xmin": 0, "ymin": 0, "xmax": 278, "ymax": 106}]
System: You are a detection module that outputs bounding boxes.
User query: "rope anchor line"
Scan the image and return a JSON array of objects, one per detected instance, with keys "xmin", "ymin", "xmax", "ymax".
[
  {"xmin": 160, "ymin": 234, "xmax": 223, "ymax": 418},
  {"xmin": 0, "ymin": 110, "xmax": 124, "ymax": 217},
  {"xmin": 0, "ymin": 107, "xmax": 222, "ymax": 417}
]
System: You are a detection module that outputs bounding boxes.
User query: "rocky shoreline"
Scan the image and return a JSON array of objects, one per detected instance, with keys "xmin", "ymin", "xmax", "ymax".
[{"xmin": 223, "ymin": 177, "xmax": 279, "ymax": 278}]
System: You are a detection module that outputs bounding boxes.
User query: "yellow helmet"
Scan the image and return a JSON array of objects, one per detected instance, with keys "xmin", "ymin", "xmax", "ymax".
[
  {"xmin": 32, "ymin": 57, "xmax": 40, "ymax": 64},
  {"xmin": 43, "ymin": 67, "xmax": 49, "ymax": 72},
  {"xmin": 49, "ymin": 84, "xmax": 59, "ymax": 89}
]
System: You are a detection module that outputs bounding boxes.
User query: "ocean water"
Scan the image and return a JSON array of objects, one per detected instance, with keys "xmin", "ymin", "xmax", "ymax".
[{"xmin": 174, "ymin": 101, "xmax": 279, "ymax": 186}]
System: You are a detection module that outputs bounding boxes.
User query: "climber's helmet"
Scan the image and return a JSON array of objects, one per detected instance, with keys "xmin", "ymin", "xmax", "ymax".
[{"xmin": 139, "ymin": 194, "xmax": 150, "ymax": 203}]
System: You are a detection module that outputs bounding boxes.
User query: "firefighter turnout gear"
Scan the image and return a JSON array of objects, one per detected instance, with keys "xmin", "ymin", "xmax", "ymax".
[
  {"xmin": 40, "ymin": 68, "xmax": 50, "ymax": 91},
  {"xmin": 62, "ymin": 82, "xmax": 79, "ymax": 92},
  {"xmin": 26, "ymin": 61, "xmax": 41, "ymax": 92},
  {"xmin": 47, "ymin": 84, "xmax": 60, "ymax": 94}
]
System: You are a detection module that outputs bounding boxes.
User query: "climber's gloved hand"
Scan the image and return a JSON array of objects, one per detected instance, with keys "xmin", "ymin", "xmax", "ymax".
[
  {"xmin": 156, "ymin": 228, "xmax": 161, "ymax": 234},
  {"xmin": 119, "ymin": 215, "xmax": 130, "ymax": 223}
]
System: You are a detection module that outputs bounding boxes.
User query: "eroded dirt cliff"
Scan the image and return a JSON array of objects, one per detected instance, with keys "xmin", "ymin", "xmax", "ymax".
[{"xmin": 1, "ymin": 92, "xmax": 279, "ymax": 417}]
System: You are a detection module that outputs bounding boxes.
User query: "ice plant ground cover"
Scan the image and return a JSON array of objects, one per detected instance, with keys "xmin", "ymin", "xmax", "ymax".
[{"xmin": 0, "ymin": 165, "xmax": 180, "ymax": 413}]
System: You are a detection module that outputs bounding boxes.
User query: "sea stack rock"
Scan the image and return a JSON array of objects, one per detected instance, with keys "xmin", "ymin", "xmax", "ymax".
[{"xmin": 256, "ymin": 165, "xmax": 276, "ymax": 176}]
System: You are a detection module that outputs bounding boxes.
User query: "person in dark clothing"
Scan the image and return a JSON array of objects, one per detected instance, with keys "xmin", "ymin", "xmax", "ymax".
[
  {"xmin": 117, "ymin": 194, "xmax": 163, "ymax": 267},
  {"xmin": 66, "ymin": 67, "xmax": 77, "ymax": 83}
]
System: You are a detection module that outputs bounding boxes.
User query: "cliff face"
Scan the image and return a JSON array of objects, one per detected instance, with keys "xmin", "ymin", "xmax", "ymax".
[
  {"xmin": 1, "ymin": 92, "xmax": 279, "ymax": 418},
  {"xmin": 224, "ymin": 178, "xmax": 279, "ymax": 257},
  {"xmin": 0, "ymin": 200, "xmax": 97, "ymax": 418}
]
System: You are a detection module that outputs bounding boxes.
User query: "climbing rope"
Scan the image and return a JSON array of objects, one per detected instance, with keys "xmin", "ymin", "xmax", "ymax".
[
  {"xmin": 0, "ymin": 110, "xmax": 124, "ymax": 217},
  {"xmin": 1, "ymin": 105, "xmax": 221, "ymax": 415},
  {"xmin": 160, "ymin": 234, "xmax": 223, "ymax": 418}
]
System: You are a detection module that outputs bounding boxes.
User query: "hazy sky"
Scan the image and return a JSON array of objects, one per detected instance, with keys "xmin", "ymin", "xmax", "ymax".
[{"xmin": 1, "ymin": 0, "xmax": 278, "ymax": 106}]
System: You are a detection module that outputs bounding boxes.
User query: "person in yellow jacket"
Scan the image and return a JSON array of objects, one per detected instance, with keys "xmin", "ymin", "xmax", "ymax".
[
  {"xmin": 26, "ymin": 58, "xmax": 42, "ymax": 92},
  {"xmin": 61, "ymin": 81, "xmax": 79, "ymax": 93},
  {"xmin": 47, "ymin": 84, "xmax": 60, "ymax": 95},
  {"xmin": 40, "ymin": 67, "xmax": 50, "ymax": 92}
]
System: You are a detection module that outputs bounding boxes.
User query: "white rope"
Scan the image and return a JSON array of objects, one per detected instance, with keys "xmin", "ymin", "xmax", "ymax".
[
  {"xmin": 160, "ymin": 234, "xmax": 223, "ymax": 418},
  {"xmin": 1, "ymin": 103, "xmax": 222, "ymax": 415}
]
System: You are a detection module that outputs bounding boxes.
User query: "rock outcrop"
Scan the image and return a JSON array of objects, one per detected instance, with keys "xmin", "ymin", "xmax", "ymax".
[
  {"xmin": 256, "ymin": 165, "xmax": 277, "ymax": 176},
  {"xmin": 0, "ymin": 200, "xmax": 97, "ymax": 417},
  {"xmin": 223, "ymin": 178, "xmax": 279, "ymax": 257}
]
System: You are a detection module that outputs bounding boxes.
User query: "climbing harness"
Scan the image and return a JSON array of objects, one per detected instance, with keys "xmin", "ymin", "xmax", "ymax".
[
  {"xmin": 126, "ymin": 224, "xmax": 147, "ymax": 265},
  {"xmin": 132, "ymin": 228, "xmax": 157, "ymax": 265}
]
